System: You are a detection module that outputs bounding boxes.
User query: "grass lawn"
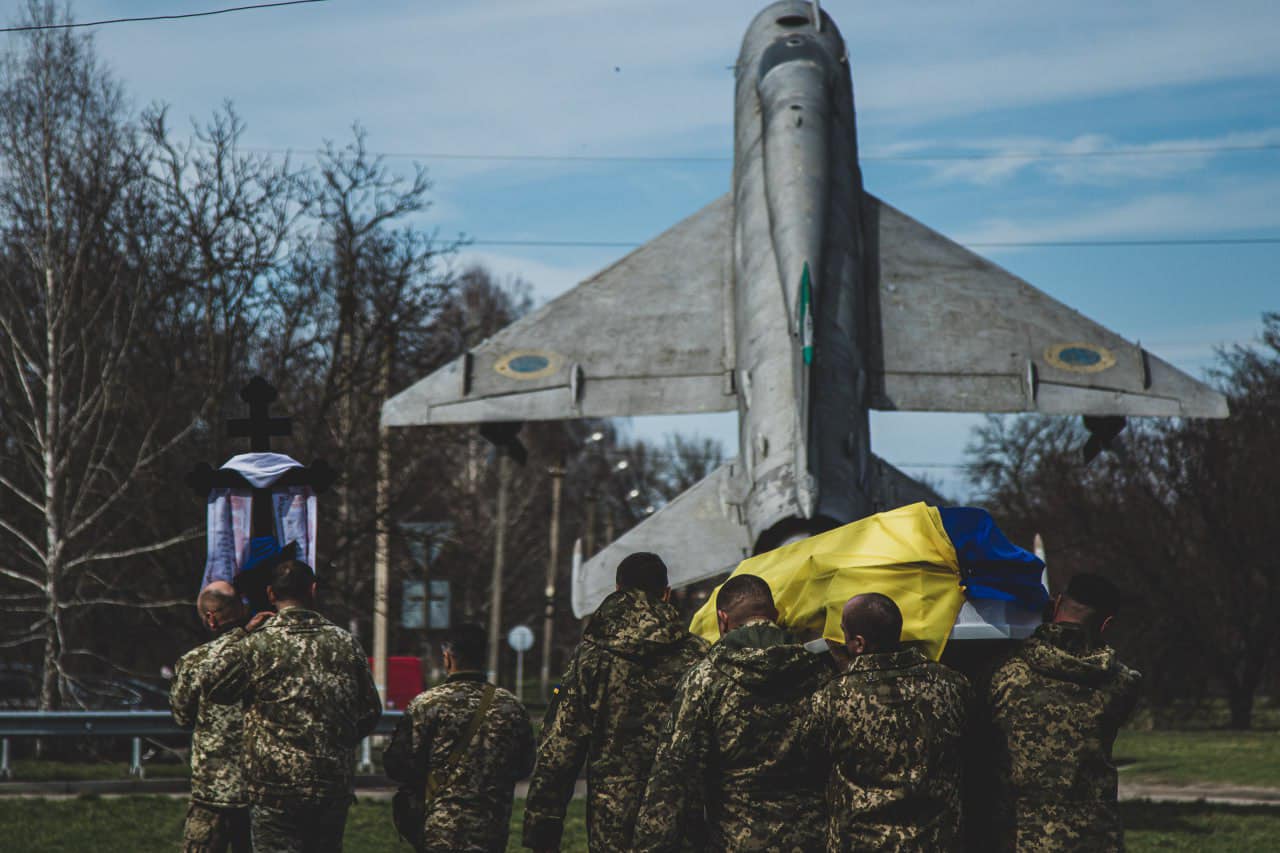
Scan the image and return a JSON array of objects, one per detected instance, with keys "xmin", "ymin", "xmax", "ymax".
[
  {"xmin": 2, "ymin": 796, "xmax": 1279, "ymax": 852},
  {"xmin": 0, "ymin": 795, "xmax": 588, "ymax": 852},
  {"xmin": 1124, "ymin": 801, "xmax": 1280, "ymax": 851},
  {"xmin": 1115, "ymin": 729, "xmax": 1280, "ymax": 788},
  {"xmin": 8, "ymin": 759, "xmax": 190, "ymax": 782}
]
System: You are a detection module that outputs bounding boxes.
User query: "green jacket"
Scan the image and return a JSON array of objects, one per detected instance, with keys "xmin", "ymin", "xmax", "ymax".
[
  {"xmin": 523, "ymin": 588, "xmax": 708, "ymax": 851},
  {"xmin": 205, "ymin": 607, "xmax": 382, "ymax": 802},
  {"xmin": 171, "ymin": 627, "xmax": 248, "ymax": 808},
  {"xmin": 814, "ymin": 646, "xmax": 970, "ymax": 852},
  {"xmin": 986, "ymin": 622, "xmax": 1142, "ymax": 852},
  {"xmin": 385, "ymin": 672, "xmax": 535, "ymax": 853},
  {"xmin": 634, "ymin": 620, "xmax": 832, "ymax": 853}
]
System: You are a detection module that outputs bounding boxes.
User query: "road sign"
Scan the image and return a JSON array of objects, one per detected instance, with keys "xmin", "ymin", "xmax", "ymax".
[
  {"xmin": 507, "ymin": 625, "xmax": 534, "ymax": 652},
  {"xmin": 428, "ymin": 580, "xmax": 451, "ymax": 630},
  {"xmin": 401, "ymin": 580, "xmax": 426, "ymax": 630}
]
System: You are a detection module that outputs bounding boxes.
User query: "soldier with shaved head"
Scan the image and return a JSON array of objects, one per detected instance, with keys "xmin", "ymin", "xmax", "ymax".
[
  {"xmin": 812, "ymin": 593, "xmax": 970, "ymax": 852},
  {"xmin": 172, "ymin": 580, "xmax": 254, "ymax": 853},
  {"xmin": 634, "ymin": 574, "xmax": 832, "ymax": 853},
  {"xmin": 524, "ymin": 552, "xmax": 707, "ymax": 852}
]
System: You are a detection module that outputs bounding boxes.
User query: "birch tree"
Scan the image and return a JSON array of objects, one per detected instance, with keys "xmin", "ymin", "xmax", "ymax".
[{"xmin": 0, "ymin": 3, "xmax": 297, "ymax": 706}]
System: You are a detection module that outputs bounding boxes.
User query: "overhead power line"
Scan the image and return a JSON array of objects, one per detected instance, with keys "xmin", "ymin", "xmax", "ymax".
[
  {"xmin": 467, "ymin": 236, "xmax": 1280, "ymax": 250},
  {"xmin": 236, "ymin": 141, "xmax": 1280, "ymax": 165},
  {"xmin": 0, "ymin": 0, "xmax": 329, "ymax": 32}
]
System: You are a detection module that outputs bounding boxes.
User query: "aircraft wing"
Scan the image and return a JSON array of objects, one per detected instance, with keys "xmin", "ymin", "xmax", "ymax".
[
  {"xmin": 383, "ymin": 195, "xmax": 737, "ymax": 427},
  {"xmin": 864, "ymin": 194, "xmax": 1228, "ymax": 418},
  {"xmin": 572, "ymin": 459, "xmax": 751, "ymax": 617}
]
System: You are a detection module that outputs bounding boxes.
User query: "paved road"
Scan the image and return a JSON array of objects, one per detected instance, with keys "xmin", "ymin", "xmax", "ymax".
[{"xmin": 1120, "ymin": 780, "xmax": 1280, "ymax": 807}]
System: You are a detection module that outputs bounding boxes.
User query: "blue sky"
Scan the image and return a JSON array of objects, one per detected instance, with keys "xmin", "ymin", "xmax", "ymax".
[{"xmin": 19, "ymin": 0, "xmax": 1278, "ymax": 499}]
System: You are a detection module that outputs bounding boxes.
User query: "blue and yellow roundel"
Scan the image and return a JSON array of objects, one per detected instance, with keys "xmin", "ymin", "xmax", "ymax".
[
  {"xmin": 494, "ymin": 349, "xmax": 562, "ymax": 380},
  {"xmin": 1044, "ymin": 342, "xmax": 1116, "ymax": 374}
]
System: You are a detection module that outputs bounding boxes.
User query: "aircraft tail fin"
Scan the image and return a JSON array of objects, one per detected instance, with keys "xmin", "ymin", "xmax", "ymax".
[
  {"xmin": 572, "ymin": 459, "xmax": 751, "ymax": 617},
  {"xmin": 871, "ymin": 454, "xmax": 947, "ymax": 510}
]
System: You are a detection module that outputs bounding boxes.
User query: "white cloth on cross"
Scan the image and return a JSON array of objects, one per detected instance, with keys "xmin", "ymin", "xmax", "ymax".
[{"xmin": 200, "ymin": 452, "xmax": 318, "ymax": 591}]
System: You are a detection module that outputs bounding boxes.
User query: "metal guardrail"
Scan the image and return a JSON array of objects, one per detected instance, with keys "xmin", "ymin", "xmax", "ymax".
[{"xmin": 0, "ymin": 710, "xmax": 404, "ymax": 780}]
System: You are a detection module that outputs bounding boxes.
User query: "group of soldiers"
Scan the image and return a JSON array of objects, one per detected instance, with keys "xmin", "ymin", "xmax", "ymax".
[{"xmin": 173, "ymin": 552, "xmax": 1141, "ymax": 853}]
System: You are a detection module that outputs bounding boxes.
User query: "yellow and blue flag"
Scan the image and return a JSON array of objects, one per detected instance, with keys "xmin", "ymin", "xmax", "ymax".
[{"xmin": 688, "ymin": 502, "xmax": 1045, "ymax": 660}]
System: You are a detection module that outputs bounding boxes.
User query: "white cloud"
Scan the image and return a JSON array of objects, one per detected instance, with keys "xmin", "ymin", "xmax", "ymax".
[
  {"xmin": 70, "ymin": 0, "xmax": 1280, "ymax": 175},
  {"xmin": 957, "ymin": 175, "xmax": 1280, "ymax": 244},
  {"xmin": 914, "ymin": 129, "xmax": 1280, "ymax": 187}
]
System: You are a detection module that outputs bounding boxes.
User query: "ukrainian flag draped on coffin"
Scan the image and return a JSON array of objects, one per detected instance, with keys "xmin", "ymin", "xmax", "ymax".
[{"xmin": 688, "ymin": 502, "xmax": 1045, "ymax": 660}]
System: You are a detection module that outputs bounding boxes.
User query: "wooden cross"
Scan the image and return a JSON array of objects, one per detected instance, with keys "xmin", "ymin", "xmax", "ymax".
[{"xmin": 226, "ymin": 376, "xmax": 292, "ymax": 452}]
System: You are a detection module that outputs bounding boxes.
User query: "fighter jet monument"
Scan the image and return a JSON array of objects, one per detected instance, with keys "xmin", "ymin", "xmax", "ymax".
[{"xmin": 383, "ymin": 1, "xmax": 1227, "ymax": 620}]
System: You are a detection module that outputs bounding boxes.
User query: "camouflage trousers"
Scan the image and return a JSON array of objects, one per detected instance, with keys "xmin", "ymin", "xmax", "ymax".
[
  {"xmin": 250, "ymin": 795, "xmax": 353, "ymax": 853},
  {"xmin": 1002, "ymin": 803, "xmax": 1124, "ymax": 853},
  {"xmin": 183, "ymin": 802, "xmax": 252, "ymax": 853}
]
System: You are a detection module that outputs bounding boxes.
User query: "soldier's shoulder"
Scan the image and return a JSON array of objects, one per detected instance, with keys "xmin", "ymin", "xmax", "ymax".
[
  {"xmin": 176, "ymin": 638, "xmax": 214, "ymax": 670},
  {"xmin": 988, "ymin": 649, "xmax": 1034, "ymax": 690},
  {"xmin": 403, "ymin": 682, "xmax": 460, "ymax": 720},
  {"xmin": 492, "ymin": 686, "xmax": 531, "ymax": 718},
  {"xmin": 926, "ymin": 658, "xmax": 971, "ymax": 688},
  {"xmin": 683, "ymin": 632, "xmax": 712, "ymax": 655},
  {"xmin": 677, "ymin": 656, "xmax": 722, "ymax": 695}
]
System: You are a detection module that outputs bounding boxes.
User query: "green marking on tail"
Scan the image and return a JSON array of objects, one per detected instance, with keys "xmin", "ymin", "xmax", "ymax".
[{"xmin": 799, "ymin": 262, "xmax": 814, "ymax": 365}]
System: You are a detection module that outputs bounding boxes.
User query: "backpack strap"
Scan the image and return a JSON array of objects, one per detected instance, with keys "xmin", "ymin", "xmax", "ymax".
[{"xmin": 425, "ymin": 682, "xmax": 497, "ymax": 802}]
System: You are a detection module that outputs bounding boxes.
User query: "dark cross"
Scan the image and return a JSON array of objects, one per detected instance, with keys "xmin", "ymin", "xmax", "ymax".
[{"xmin": 227, "ymin": 376, "xmax": 292, "ymax": 452}]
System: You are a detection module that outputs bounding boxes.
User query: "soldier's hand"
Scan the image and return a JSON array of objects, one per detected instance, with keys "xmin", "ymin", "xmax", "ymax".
[{"xmin": 246, "ymin": 611, "xmax": 275, "ymax": 633}]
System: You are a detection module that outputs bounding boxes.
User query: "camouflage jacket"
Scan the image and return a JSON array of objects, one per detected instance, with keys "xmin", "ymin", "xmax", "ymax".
[
  {"xmin": 813, "ymin": 646, "xmax": 969, "ymax": 852},
  {"xmin": 986, "ymin": 622, "xmax": 1142, "ymax": 852},
  {"xmin": 204, "ymin": 607, "xmax": 382, "ymax": 802},
  {"xmin": 171, "ymin": 628, "xmax": 248, "ymax": 808},
  {"xmin": 384, "ymin": 671, "xmax": 534, "ymax": 853},
  {"xmin": 633, "ymin": 620, "xmax": 832, "ymax": 853},
  {"xmin": 523, "ymin": 588, "xmax": 708, "ymax": 851}
]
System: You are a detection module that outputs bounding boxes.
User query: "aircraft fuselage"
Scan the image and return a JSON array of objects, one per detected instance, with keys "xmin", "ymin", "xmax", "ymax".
[{"xmin": 733, "ymin": 2, "xmax": 872, "ymax": 550}]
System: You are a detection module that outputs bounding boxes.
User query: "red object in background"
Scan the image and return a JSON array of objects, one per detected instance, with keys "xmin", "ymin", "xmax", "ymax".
[{"xmin": 369, "ymin": 656, "xmax": 425, "ymax": 710}]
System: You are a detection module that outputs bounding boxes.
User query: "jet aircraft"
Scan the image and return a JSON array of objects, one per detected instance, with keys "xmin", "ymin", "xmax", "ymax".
[{"xmin": 383, "ymin": 1, "xmax": 1227, "ymax": 627}]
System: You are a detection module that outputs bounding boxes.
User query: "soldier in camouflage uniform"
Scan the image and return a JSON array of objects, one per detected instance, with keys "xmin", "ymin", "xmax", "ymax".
[
  {"xmin": 985, "ymin": 573, "xmax": 1142, "ymax": 852},
  {"xmin": 812, "ymin": 593, "xmax": 970, "ymax": 852},
  {"xmin": 172, "ymin": 581, "xmax": 253, "ymax": 853},
  {"xmin": 206, "ymin": 560, "xmax": 383, "ymax": 853},
  {"xmin": 634, "ymin": 574, "xmax": 831, "ymax": 853},
  {"xmin": 523, "ymin": 552, "xmax": 708, "ymax": 852},
  {"xmin": 385, "ymin": 623, "xmax": 535, "ymax": 852}
]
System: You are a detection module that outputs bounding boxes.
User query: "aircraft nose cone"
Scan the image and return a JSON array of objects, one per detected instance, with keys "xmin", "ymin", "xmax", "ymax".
[{"xmin": 757, "ymin": 32, "xmax": 834, "ymax": 84}]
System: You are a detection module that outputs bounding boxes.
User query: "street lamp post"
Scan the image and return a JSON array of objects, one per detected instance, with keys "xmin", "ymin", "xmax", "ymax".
[{"xmin": 540, "ymin": 465, "xmax": 564, "ymax": 702}]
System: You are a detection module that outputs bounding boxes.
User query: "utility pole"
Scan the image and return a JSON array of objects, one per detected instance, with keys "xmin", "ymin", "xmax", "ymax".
[
  {"xmin": 541, "ymin": 465, "xmax": 565, "ymax": 701},
  {"xmin": 372, "ymin": 336, "xmax": 394, "ymax": 709},
  {"xmin": 487, "ymin": 450, "xmax": 514, "ymax": 682}
]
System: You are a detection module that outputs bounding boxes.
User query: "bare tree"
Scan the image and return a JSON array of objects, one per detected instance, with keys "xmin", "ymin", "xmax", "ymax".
[
  {"xmin": 0, "ymin": 2, "xmax": 176, "ymax": 707},
  {"xmin": 0, "ymin": 4, "xmax": 302, "ymax": 706},
  {"xmin": 965, "ymin": 314, "xmax": 1280, "ymax": 728}
]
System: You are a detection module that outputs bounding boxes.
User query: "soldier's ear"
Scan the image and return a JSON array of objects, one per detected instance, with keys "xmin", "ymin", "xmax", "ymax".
[
  {"xmin": 662, "ymin": 587, "xmax": 672, "ymax": 603},
  {"xmin": 1099, "ymin": 615, "xmax": 1114, "ymax": 635}
]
